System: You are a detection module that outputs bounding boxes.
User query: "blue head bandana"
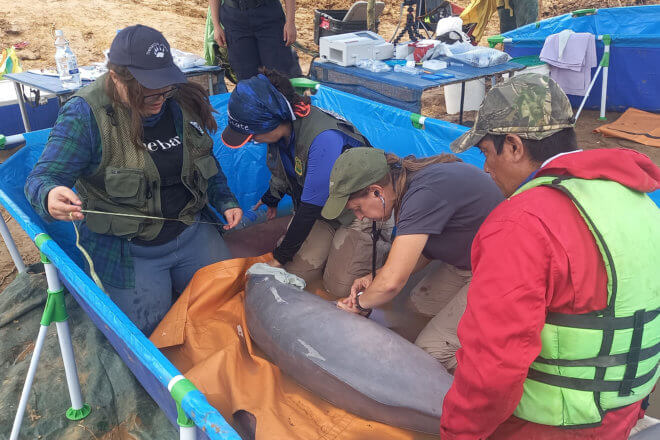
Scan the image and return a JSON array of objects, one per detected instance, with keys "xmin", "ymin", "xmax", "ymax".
[{"xmin": 227, "ymin": 74, "xmax": 295, "ymax": 135}]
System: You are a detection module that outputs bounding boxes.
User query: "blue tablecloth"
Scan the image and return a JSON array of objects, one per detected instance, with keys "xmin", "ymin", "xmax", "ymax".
[{"xmin": 310, "ymin": 59, "xmax": 525, "ymax": 113}]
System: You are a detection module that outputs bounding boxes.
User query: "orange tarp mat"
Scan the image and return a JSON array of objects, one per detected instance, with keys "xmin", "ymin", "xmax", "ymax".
[
  {"xmin": 150, "ymin": 256, "xmax": 439, "ymax": 440},
  {"xmin": 594, "ymin": 108, "xmax": 660, "ymax": 148}
]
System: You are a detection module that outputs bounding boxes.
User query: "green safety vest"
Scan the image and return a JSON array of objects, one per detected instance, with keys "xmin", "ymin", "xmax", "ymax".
[
  {"xmin": 512, "ymin": 175, "xmax": 660, "ymax": 427},
  {"xmin": 266, "ymin": 106, "xmax": 370, "ymax": 208},
  {"xmin": 74, "ymin": 74, "xmax": 219, "ymax": 241}
]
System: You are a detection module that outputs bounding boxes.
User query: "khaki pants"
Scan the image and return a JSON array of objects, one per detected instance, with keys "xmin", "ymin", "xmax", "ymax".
[
  {"xmin": 284, "ymin": 216, "xmax": 393, "ymax": 298},
  {"xmin": 412, "ymin": 262, "xmax": 472, "ymax": 372}
]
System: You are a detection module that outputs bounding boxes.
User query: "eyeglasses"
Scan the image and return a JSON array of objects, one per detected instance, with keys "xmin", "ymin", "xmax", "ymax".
[{"xmin": 143, "ymin": 87, "xmax": 177, "ymax": 105}]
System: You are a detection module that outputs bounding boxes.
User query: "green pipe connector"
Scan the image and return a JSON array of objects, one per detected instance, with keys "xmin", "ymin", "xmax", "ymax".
[
  {"xmin": 487, "ymin": 35, "xmax": 505, "ymax": 48},
  {"xmin": 572, "ymin": 8, "xmax": 597, "ymax": 17},
  {"xmin": 0, "ymin": 134, "xmax": 6, "ymax": 150},
  {"xmin": 599, "ymin": 35, "xmax": 612, "ymax": 67},
  {"xmin": 599, "ymin": 51, "xmax": 610, "ymax": 67},
  {"xmin": 40, "ymin": 288, "xmax": 69, "ymax": 326},
  {"xmin": 170, "ymin": 378, "xmax": 197, "ymax": 428},
  {"xmin": 66, "ymin": 404, "xmax": 91, "ymax": 421},
  {"xmin": 289, "ymin": 77, "xmax": 320, "ymax": 95},
  {"xmin": 35, "ymin": 233, "xmax": 53, "ymax": 264},
  {"xmin": 34, "ymin": 233, "xmax": 52, "ymax": 249},
  {"xmin": 410, "ymin": 113, "xmax": 426, "ymax": 130}
]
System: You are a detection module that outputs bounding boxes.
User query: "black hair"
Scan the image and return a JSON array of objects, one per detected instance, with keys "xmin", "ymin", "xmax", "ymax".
[
  {"xmin": 485, "ymin": 128, "xmax": 578, "ymax": 163},
  {"xmin": 258, "ymin": 67, "xmax": 311, "ymax": 107}
]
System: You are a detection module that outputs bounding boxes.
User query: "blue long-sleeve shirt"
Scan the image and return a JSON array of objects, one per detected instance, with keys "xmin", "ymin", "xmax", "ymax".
[
  {"xmin": 271, "ymin": 128, "xmax": 363, "ymax": 264},
  {"xmin": 25, "ymin": 97, "xmax": 238, "ymax": 288}
]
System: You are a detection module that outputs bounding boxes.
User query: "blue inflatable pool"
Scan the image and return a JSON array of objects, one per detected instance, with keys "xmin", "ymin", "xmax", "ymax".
[{"xmin": 499, "ymin": 6, "xmax": 660, "ymax": 112}]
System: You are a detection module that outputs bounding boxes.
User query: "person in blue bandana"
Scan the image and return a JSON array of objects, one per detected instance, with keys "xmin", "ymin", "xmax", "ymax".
[{"xmin": 221, "ymin": 68, "xmax": 392, "ymax": 297}]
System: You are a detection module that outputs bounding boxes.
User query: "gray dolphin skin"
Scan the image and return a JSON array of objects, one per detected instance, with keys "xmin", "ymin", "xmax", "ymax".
[
  {"xmin": 630, "ymin": 424, "xmax": 660, "ymax": 440},
  {"xmin": 245, "ymin": 274, "xmax": 454, "ymax": 434}
]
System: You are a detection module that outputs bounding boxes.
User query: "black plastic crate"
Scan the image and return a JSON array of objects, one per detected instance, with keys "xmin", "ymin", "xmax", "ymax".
[{"xmin": 313, "ymin": 9, "xmax": 380, "ymax": 45}]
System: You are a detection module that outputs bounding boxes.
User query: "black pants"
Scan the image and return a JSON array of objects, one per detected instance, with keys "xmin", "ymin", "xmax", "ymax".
[{"xmin": 221, "ymin": 1, "xmax": 302, "ymax": 81}]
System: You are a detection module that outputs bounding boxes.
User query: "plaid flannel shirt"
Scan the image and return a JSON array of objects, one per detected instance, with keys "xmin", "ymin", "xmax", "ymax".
[{"xmin": 25, "ymin": 97, "xmax": 239, "ymax": 289}]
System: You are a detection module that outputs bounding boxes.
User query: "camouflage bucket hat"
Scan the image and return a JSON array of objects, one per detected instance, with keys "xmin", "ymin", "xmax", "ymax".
[{"xmin": 450, "ymin": 73, "xmax": 575, "ymax": 153}]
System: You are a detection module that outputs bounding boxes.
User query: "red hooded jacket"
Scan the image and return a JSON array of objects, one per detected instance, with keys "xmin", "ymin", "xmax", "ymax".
[{"xmin": 440, "ymin": 149, "xmax": 660, "ymax": 440}]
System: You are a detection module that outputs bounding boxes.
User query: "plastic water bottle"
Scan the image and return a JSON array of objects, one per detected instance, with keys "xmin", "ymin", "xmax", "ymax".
[{"xmin": 54, "ymin": 30, "xmax": 82, "ymax": 88}]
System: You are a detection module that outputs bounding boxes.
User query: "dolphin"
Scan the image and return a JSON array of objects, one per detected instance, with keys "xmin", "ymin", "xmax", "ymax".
[
  {"xmin": 630, "ymin": 423, "xmax": 660, "ymax": 440},
  {"xmin": 245, "ymin": 273, "xmax": 453, "ymax": 434}
]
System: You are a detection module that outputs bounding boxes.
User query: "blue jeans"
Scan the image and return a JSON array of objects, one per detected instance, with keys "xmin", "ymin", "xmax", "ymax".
[{"xmin": 105, "ymin": 221, "xmax": 232, "ymax": 335}]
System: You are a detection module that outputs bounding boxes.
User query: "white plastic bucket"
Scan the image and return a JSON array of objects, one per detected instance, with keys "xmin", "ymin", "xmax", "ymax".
[{"xmin": 444, "ymin": 78, "xmax": 485, "ymax": 114}]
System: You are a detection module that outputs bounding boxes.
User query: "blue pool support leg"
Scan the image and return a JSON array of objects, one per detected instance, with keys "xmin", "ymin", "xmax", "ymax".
[
  {"xmin": 180, "ymin": 426, "xmax": 196, "ymax": 440},
  {"xmin": 10, "ymin": 235, "xmax": 90, "ymax": 440},
  {"xmin": 12, "ymin": 81, "xmax": 32, "ymax": 133},
  {"xmin": 598, "ymin": 35, "xmax": 611, "ymax": 121},
  {"xmin": 574, "ymin": 64, "xmax": 602, "ymax": 122},
  {"xmin": 169, "ymin": 375, "xmax": 198, "ymax": 440},
  {"xmin": 9, "ymin": 323, "xmax": 48, "ymax": 440},
  {"xmin": 458, "ymin": 81, "xmax": 466, "ymax": 125},
  {"xmin": 0, "ymin": 215, "xmax": 26, "ymax": 273}
]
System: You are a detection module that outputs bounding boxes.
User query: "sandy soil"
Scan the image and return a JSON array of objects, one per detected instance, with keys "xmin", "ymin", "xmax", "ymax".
[{"xmin": 0, "ymin": 0, "xmax": 657, "ymax": 284}]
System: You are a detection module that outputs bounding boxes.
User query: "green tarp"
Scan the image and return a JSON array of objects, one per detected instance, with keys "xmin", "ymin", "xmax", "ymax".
[{"xmin": 0, "ymin": 271, "xmax": 178, "ymax": 439}]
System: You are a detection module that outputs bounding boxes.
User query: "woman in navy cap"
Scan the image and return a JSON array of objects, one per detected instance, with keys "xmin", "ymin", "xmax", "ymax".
[
  {"xmin": 221, "ymin": 68, "xmax": 391, "ymax": 297},
  {"xmin": 25, "ymin": 25, "xmax": 242, "ymax": 334}
]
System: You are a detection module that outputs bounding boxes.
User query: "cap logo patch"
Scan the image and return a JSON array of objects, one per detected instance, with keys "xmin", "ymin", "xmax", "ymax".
[
  {"xmin": 227, "ymin": 110, "xmax": 251, "ymax": 132},
  {"xmin": 146, "ymin": 42, "xmax": 168, "ymax": 58}
]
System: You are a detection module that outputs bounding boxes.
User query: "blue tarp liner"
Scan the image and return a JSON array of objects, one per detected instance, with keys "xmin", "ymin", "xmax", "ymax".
[
  {"xmin": 1, "ymin": 86, "xmax": 658, "ymax": 437},
  {"xmin": 0, "ymin": 86, "xmax": 474, "ymax": 438},
  {"xmin": 501, "ymin": 5, "xmax": 660, "ymax": 112},
  {"xmin": 0, "ymin": 97, "xmax": 60, "ymax": 136}
]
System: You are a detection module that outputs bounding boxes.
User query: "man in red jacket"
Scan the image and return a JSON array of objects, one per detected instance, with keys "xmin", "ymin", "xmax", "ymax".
[{"xmin": 443, "ymin": 73, "xmax": 660, "ymax": 439}]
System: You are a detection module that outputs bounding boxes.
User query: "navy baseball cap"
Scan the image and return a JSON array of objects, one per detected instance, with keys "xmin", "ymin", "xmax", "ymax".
[
  {"xmin": 221, "ymin": 74, "xmax": 296, "ymax": 149},
  {"xmin": 108, "ymin": 25, "xmax": 186, "ymax": 89}
]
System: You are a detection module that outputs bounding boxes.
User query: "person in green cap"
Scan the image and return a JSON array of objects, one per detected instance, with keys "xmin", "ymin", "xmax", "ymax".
[
  {"xmin": 437, "ymin": 73, "xmax": 660, "ymax": 439},
  {"xmin": 321, "ymin": 147, "xmax": 503, "ymax": 371}
]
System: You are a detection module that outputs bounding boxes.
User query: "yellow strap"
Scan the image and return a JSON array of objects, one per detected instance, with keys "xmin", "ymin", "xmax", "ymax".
[{"xmin": 70, "ymin": 213, "xmax": 106, "ymax": 292}]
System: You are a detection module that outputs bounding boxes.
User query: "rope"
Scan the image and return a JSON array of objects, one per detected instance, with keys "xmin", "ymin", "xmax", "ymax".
[{"xmin": 79, "ymin": 209, "xmax": 227, "ymax": 226}]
